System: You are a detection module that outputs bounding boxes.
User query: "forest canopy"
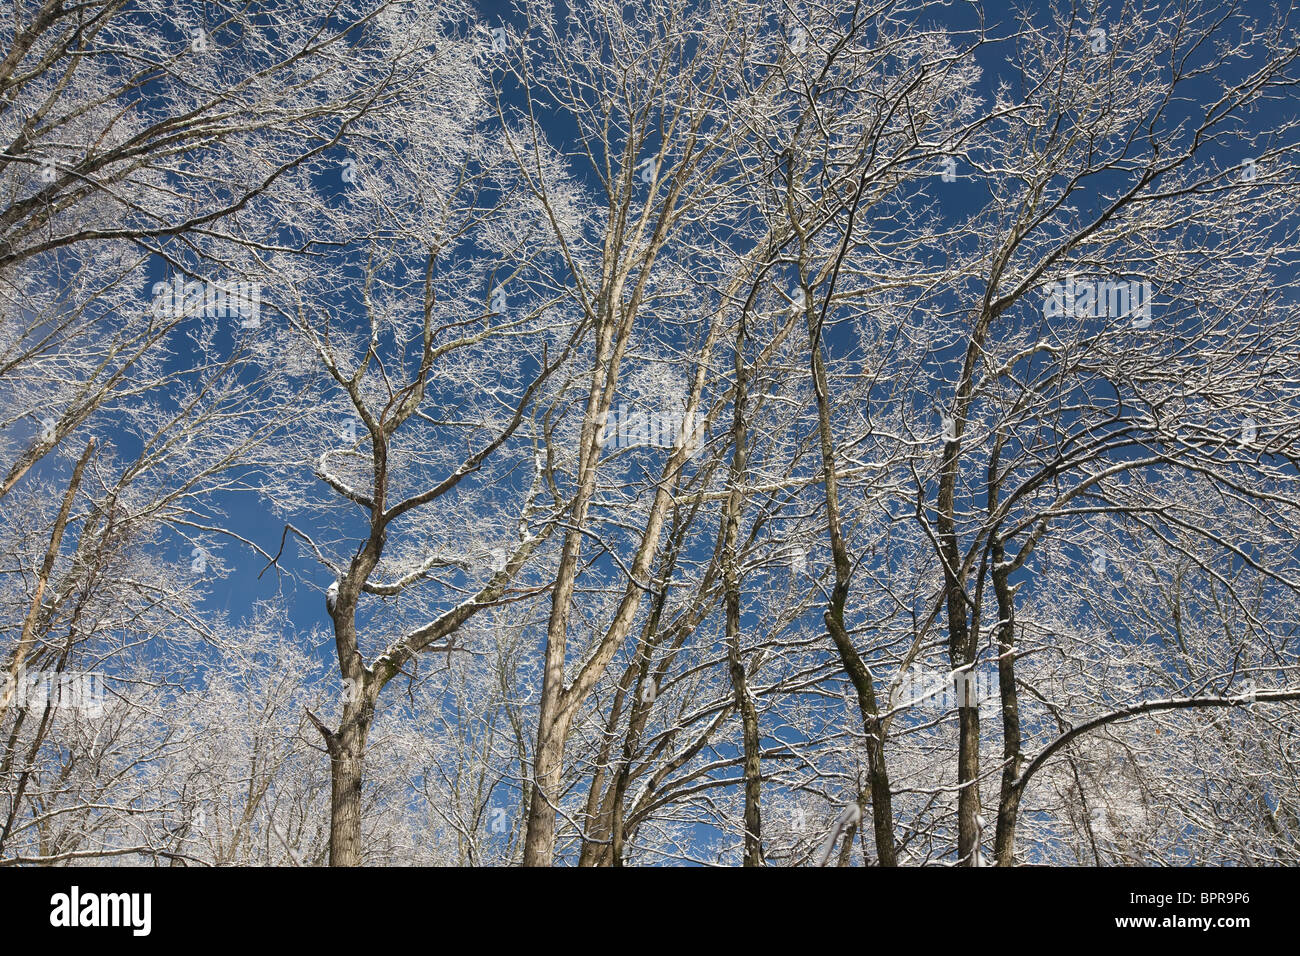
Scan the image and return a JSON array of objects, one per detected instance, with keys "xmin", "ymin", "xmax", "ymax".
[{"xmin": 2, "ymin": 0, "xmax": 1299, "ymax": 867}]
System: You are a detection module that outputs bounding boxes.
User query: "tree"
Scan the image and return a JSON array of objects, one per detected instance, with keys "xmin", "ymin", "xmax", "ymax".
[{"xmin": 5, "ymin": 0, "xmax": 1300, "ymax": 868}]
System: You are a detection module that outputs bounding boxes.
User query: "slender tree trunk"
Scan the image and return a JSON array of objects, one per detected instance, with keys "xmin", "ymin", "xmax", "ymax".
[
  {"xmin": 973, "ymin": 433, "xmax": 1023, "ymax": 866},
  {"xmin": 938, "ymin": 401, "xmax": 979, "ymax": 865},
  {"xmin": 943, "ymin": 551, "xmax": 981, "ymax": 863},
  {"xmin": 837, "ymin": 792, "xmax": 866, "ymax": 866},
  {"xmin": 523, "ymin": 301, "xmax": 621, "ymax": 867},
  {"xmin": 327, "ymin": 705, "xmax": 371, "ymax": 867},
  {"xmin": 804, "ymin": 292, "xmax": 897, "ymax": 866},
  {"xmin": 954, "ymin": 701, "xmax": 981, "ymax": 863},
  {"xmin": 524, "ymin": 706, "xmax": 569, "ymax": 866},
  {"xmin": 989, "ymin": 465, "xmax": 1023, "ymax": 865},
  {"xmin": 0, "ymin": 439, "xmax": 93, "ymax": 725},
  {"xmin": 606, "ymin": 655, "xmax": 660, "ymax": 866},
  {"xmin": 608, "ymin": 745, "xmax": 632, "ymax": 865},
  {"xmin": 939, "ymin": 522, "xmax": 983, "ymax": 864},
  {"xmin": 728, "ymin": 633, "xmax": 765, "ymax": 866},
  {"xmin": 577, "ymin": 699, "xmax": 620, "ymax": 866},
  {"xmin": 723, "ymin": 312, "xmax": 764, "ymax": 865},
  {"xmin": 581, "ymin": 622, "xmax": 664, "ymax": 865}
]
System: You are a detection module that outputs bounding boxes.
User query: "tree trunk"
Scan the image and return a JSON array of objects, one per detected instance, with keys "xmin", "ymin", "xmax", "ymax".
[
  {"xmin": 991, "ymin": 547, "xmax": 1023, "ymax": 865},
  {"xmin": 955, "ymin": 701, "xmax": 981, "ymax": 864},
  {"xmin": 523, "ymin": 307, "xmax": 620, "ymax": 866},
  {"xmin": 523, "ymin": 709, "xmax": 568, "ymax": 866},
  {"xmin": 0, "ymin": 439, "xmax": 93, "ymax": 725},
  {"xmin": 723, "ymin": 311, "xmax": 764, "ymax": 866},
  {"xmin": 730, "ymin": 646, "xmax": 765, "ymax": 866},
  {"xmin": 986, "ymin": 435, "xmax": 1023, "ymax": 866},
  {"xmin": 804, "ymin": 291, "xmax": 897, "ymax": 866},
  {"xmin": 327, "ymin": 710, "xmax": 370, "ymax": 867},
  {"xmin": 940, "ymin": 445, "xmax": 980, "ymax": 865}
]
